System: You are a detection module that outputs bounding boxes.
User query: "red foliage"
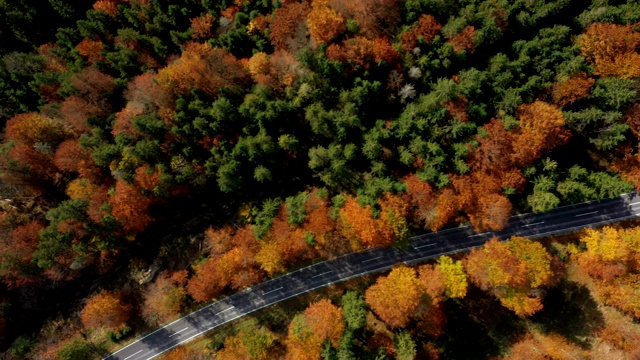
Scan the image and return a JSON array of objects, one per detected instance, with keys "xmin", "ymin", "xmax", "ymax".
[
  {"xmin": 71, "ymin": 67, "xmax": 116, "ymax": 103},
  {"xmin": 0, "ymin": 220, "xmax": 43, "ymax": 287},
  {"xmin": 443, "ymin": 95, "xmax": 469, "ymax": 122},
  {"xmin": 60, "ymin": 96, "xmax": 102, "ymax": 134},
  {"xmin": 38, "ymin": 43, "xmax": 67, "ymax": 73},
  {"xmin": 113, "ymin": 102, "xmax": 144, "ymax": 138},
  {"xmin": 330, "ymin": 0, "xmax": 399, "ymax": 38},
  {"xmin": 269, "ymin": 1, "xmax": 311, "ymax": 51},
  {"xmin": 9, "ymin": 143, "xmax": 57, "ymax": 178},
  {"xmin": 404, "ymin": 173, "xmax": 436, "ymax": 228},
  {"xmin": 109, "ymin": 180, "xmax": 153, "ymax": 233},
  {"xmin": 400, "ymin": 14, "xmax": 442, "ymax": 52},
  {"xmin": 447, "ymin": 26, "xmax": 476, "ymax": 53},
  {"xmin": 88, "ymin": 186, "xmax": 110, "ymax": 223}
]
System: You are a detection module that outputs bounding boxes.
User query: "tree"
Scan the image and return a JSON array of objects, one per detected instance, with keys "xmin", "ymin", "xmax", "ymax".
[
  {"xmin": 57, "ymin": 338, "xmax": 99, "ymax": 360},
  {"xmin": 307, "ymin": 0, "xmax": 345, "ymax": 45},
  {"xmin": 577, "ymin": 22, "xmax": 640, "ymax": 79},
  {"xmin": 109, "ymin": 179, "xmax": 153, "ymax": 234},
  {"xmin": 70, "ymin": 67, "xmax": 115, "ymax": 103},
  {"xmin": 5, "ymin": 112, "xmax": 70, "ymax": 146},
  {"xmin": 156, "ymin": 42, "xmax": 249, "ymax": 97},
  {"xmin": 285, "ymin": 299, "xmax": 345, "ymax": 360},
  {"xmin": 551, "ymin": 72, "xmax": 595, "ymax": 107},
  {"xmin": 269, "ymin": 1, "xmax": 311, "ymax": 51},
  {"xmin": 326, "ymin": 36, "xmax": 397, "ymax": 69},
  {"xmin": 141, "ymin": 270, "xmax": 188, "ymax": 325},
  {"xmin": 330, "ymin": 0, "xmax": 399, "ymax": 38},
  {"xmin": 400, "ymin": 14, "xmax": 441, "ymax": 52},
  {"xmin": 80, "ymin": 291, "xmax": 132, "ymax": 330},
  {"xmin": 341, "ymin": 291, "xmax": 366, "ymax": 330},
  {"xmin": 190, "ymin": 13, "xmax": 215, "ymax": 40},
  {"xmin": 76, "ymin": 38, "xmax": 105, "ymax": 64},
  {"xmin": 514, "ymin": 101, "xmax": 570, "ymax": 164},
  {"xmin": 394, "ymin": 331, "xmax": 417, "ymax": 360},
  {"xmin": 339, "ymin": 196, "xmax": 395, "ymax": 248},
  {"xmin": 217, "ymin": 326, "xmax": 276, "ymax": 360},
  {"xmin": 464, "ymin": 237, "xmax": 553, "ymax": 316},
  {"xmin": 419, "ymin": 256, "xmax": 468, "ymax": 304},
  {"xmin": 365, "ymin": 266, "xmax": 421, "ymax": 328},
  {"xmin": 447, "ymin": 26, "xmax": 476, "ymax": 53}
]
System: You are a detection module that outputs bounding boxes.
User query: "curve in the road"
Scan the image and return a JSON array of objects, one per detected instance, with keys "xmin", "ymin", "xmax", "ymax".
[{"xmin": 104, "ymin": 192, "xmax": 640, "ymax": 360}]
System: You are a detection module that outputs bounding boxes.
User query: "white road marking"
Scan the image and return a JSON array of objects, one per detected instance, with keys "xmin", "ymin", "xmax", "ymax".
[
  {"xmin": 468, "ymin": 232, "xmax": 490, "ymax": 238},
  {"xmin": 169, "ymin": 327, "xmax": 189, "ymax": 337},
  {"xmin": 414, "ymin": 243, "xmax": 437, "ymax": 249},
  {"xmin": 629, "ymin": 201, "xmax": 640, "ymax": 206},
  {"xmin": 362, "ymin": 255, "xmax": 383, "ymax": 263},
  {"xmin": 263, "ymin": 287, "xmax": 283, "ymax": 295},
  {"xmin": 123, "ymin": 350, "xmax": 142, "ymax": 360},
  {"xmin": 216, "ymin": 306, "xmax": 235, "ymax": 315},
  {"xmin": 575, "ymin": 211, "xmax": 598, "ymax": 217},
  {"xmin": 522, "ymin": 221, "xmax": 545, "ymax": 227},
  {"xmin": 312, "ymin": 270, "xmax": 333, "ymax": 278}
]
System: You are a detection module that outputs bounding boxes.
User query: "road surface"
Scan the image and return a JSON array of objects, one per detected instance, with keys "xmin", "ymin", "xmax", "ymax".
[{"xmin": 104, "ymin": 192, "xmax": 640, "ymax": 360}]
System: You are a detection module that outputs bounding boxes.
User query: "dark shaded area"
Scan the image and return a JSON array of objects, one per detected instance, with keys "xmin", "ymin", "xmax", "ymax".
[{"xmin": 530, "ymin": 280, "xmax": 606, "ymax": 346}]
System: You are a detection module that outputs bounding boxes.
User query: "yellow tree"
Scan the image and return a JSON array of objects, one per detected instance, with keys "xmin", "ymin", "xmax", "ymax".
[
  {"xmin": 365, "ymin": 266, "xmax": 421, "ymax": 327},
  {"xmin": 307, "ymin": 0, "xmax": 345, "ymax": 45},
  {"xmin": 419, "ymin": 256, "xmax": 468, "ymax": 304}
]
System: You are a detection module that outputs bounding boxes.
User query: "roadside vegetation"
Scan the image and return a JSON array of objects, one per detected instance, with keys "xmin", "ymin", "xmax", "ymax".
[{"xmin": 0, "ymin": 0, "xmax": 639, "ymax": 358}]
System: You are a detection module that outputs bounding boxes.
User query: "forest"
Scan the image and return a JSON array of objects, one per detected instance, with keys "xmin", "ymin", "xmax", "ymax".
[{"xmin": 0, "ymin": 0, "xmax": 640, "ymax": 358}]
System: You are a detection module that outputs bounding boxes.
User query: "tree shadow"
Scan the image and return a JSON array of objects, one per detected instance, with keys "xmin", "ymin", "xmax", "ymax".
[{"xmin": 530, "ymin": 280, "xmax": 605, "ymax": 346}]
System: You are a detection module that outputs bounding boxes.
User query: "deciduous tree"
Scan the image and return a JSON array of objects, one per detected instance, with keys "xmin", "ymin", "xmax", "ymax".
[
  {"xmin": 81, "ymin": 291, "xmax": 132, "ymax": 330},
  {"xmin": 269, "ymin": 1, "xmax": 311, "ymax": 51},
  {"xmin": 109, "ymin": 179, "xmax": 153, "ymax": 233},
  {"xmin": 577, "ymin": 23, "xmax": 640, "ymax": 79},
  {"xmin": 365, "ymin": 266, "xmax": 421, "ymax": 327},
  {"xmin": 307, "ymin": 0, "xmax": 345, "ymax": 45},
  {"xmin": 141, "ymin": 270, "xmax": 188, "ymax": 325}
]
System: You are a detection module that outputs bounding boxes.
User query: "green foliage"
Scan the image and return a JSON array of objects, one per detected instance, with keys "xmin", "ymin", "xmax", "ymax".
[
  {"xmin": 394, "ymin": 331, "xmax": 417, "ymax": 360},
  {"xmin": 252, "ymin": 198, "xmax": 282, "ymax": 239},
  {"xmin": 57, "ymin": 339, "xmax": 100, "ymax": 360},
  {"xmin": 341, "ymin": 291, "xmax": 367, "ymax": 330},
  {"xmin": 10, "ymin": 336, "xmax": 34, "ymax": 359},
  {"xmin": 286, "ymin": 192, "xmax": 309, "ymax": 226}
]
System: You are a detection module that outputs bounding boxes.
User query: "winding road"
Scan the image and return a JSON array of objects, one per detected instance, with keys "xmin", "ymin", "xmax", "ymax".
[{"xmin": 103, "ymin": 192, "xmax": 640, "ymax": 360}]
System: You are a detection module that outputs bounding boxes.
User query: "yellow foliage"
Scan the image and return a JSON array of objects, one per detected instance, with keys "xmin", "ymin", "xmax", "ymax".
[
  {"xmin": 581, "ymin": 227, "xmax": 629, "ymax": 263},
  {"xmin": 438, "ymin": 256, "xmax": 468, "ymax": 299},
  {"xmin": 507, "ymin": 236, "xmax": 553, "ymax": 288},
  {"xmin": 307, "ymin": 0, "xmax": 345, "ymax": 45},
  {"xmin": 66, "ymin": 178, "xmax": 97, "ymax": 200},
  {"xmin": 255, "ymin": 240, "xmax": 284, "ymax": 275}
]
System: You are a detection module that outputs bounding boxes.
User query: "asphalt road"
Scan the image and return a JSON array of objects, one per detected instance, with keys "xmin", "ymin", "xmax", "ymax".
[{"xmin": 103, "ymin": 192, "xmax": 640, "ymax": 360}]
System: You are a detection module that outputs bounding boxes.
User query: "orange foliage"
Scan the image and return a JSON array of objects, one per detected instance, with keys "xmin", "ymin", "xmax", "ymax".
[
  {"xmin": 247, "ymin": 52, "xmax": 271, "ymax": 84},
  {"xmin": 142, "ymin": 270, "xmax": 188, "ymax": 325},
  {"xmin": 5, "ymin": 112, "xmax": 70, "ymax": 146},
  {"xmin": 135, "ymin": 165, "xmax": 161, "ymax": 191},
  {"xmin": 307, "ymin": 0, "xmax": 345, "ymax": 45},
  {"xmin": 365, "ymin": 266, "xmax": 421, "ymax": 328},
  {"xmin": 400, "ymin": 14, "xmax": 441, "ymax": 52},
  {"xmin": 156, "ymin": 42, "xmax": 249, "ymax": 97},
  {"xmin": 256, "ymin": 208, "xmax": 311, "ymax": 274},
  {"xmin": 247, "ymin": 14, "xmax": 270, "ymax": 34},
  {"xmin": 551, "ymin": 72, "xmax": 595, "ymax": 107},
  {"xmin": 158, "ymin": 346, "xmax": 207, "ymax": 360},
  {"xmin": 93, "ymin": 0, "xmax": 119, "ymax": 17},
  {"xmin": 81, "ymin": 291, "xmax": 132, "ymax": 330},
  {"xmin": 38, "ymin": 43, "xmax": 67, "ymax": 73},
  {"xmin": 269, "ymin": 1, "xmax": 311, "ymax": 51},
  {"xmin": 503, "ymin": 332, "xmax": 586, "ymax": 360},
  {"xmin": 76, "ymin": 38, "xmax": 105, "ymax": 64},
  {"xmin": 578, "ymin": 22, "xmax": 640, "ymax": 79},
  {"xmin": 190, "ymin": 13, "xmax": 215, "ymax": 40},
  {"xmin": 339, "ymin": 196, "xmax": 395, "ymax": 248},
  {"xmin": 66, "ymin": 178, "xmax": 98, "ymax": 200},
  {"xmin": 514, "ymin": 101, "xmax": 570, "ymax": 166},
  {"xmin": 465, "ymin": 237, "xmax": 553, "ymax": 316},
  {"xmin": 302, "ymin": 191, "xmax": 335, "ymax": 245},
  {"xmin": 109, "ymin": 180, "xmax": 153, "ymax": 233},
  {"xmin": 221, "ymin": 5, "xmax": 239, "ymax": 20},
  {"xmin": 447, "ymin": 26, "xmax": 476, "ymax": 53},
  {"xmin": 285, "ymin": 299, "xmax": 344, "ymax": 359},
  {"xmin": 113, "ymin": 102, "xmax": 145, "ymax": 138},
  {"xmin": 597, "ymin": 274, "xmax": 640, "ymax": 319},
  {"xmin": 326, "ymin": 36, "xmax": 398, "ymax": 69}
]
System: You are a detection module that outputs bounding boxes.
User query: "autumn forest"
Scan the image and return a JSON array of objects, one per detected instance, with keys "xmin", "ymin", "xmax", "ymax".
[{"xmin": 1, "ymin": 0, "xmax": 640, "ymax": 358}]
